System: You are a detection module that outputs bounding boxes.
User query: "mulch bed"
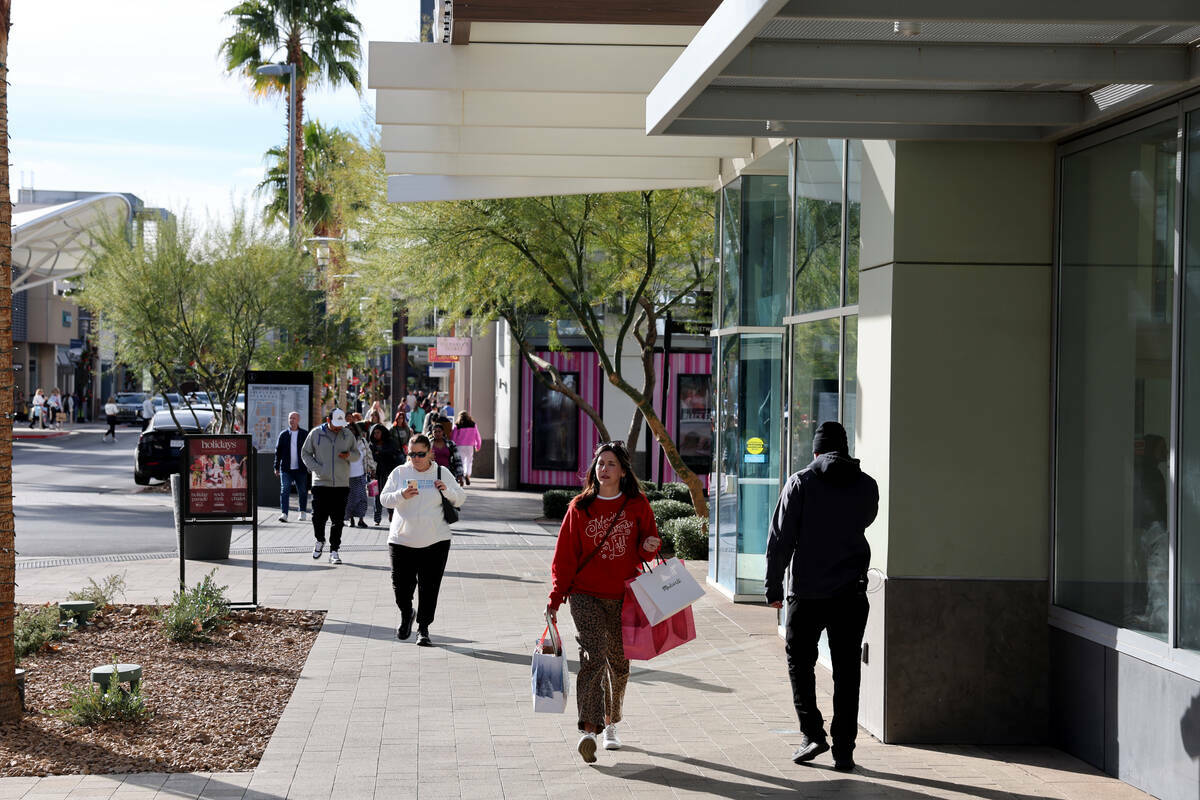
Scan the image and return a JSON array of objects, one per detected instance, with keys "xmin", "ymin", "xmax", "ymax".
[{"xmin": 0, "ymin": 604, "xmax": 324, "ymax": 777}]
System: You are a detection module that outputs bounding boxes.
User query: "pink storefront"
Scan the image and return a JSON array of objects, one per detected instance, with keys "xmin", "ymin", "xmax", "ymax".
[{"xmin": 519, "ymin": 348, "xmax": 712, "ymax": 489}]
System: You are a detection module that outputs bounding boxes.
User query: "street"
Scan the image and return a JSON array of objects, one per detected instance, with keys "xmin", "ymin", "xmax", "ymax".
[{"xmin": 12, "ymin": 423, "xmax": 179, "ymax": 558}]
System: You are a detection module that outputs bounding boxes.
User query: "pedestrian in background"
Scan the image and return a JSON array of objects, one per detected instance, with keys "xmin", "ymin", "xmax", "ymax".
[
  {"xmin": 140, "ymin": 394, "xmax": 154, "ymax": 432},
  {"xmin": 300, "ymin": 408, "xmax": 359, "ymax": 565},
  {"xmin": 429, "ymin": 423, "xmax": 463, "ymax": 484},
  {"xmin": 546, "ymin": 441, "xmax": 661, "ymax": 763},
  {"xmin": 102, "ymin": 396, "xmax": 119, "ymax": 441},
  {"xmin": 409, "ymin": 399, "xmax": 427, "ymax": 438},
  {"xmin": 344, "ymin": 420, "xmax": 374, "ymax": 529},
  {"xmin": 451, "ymin": 411, "xmax": 481, "ymax": 486},
  {"xmin": 274, "ymin": 411, "xmax": 310, "ymax": 523},
  {"xmin": 29, "ymin": 388, "xmax": 46, "ymax": 430},
  {"xmin": 379, "ymin": 432, "xmax": 466, "ymax": 647},
  {"xmin": 370, "ymin": 422, "xmax": 402, "ymax": 527},
  {"xmin": 48, "ymin": 388, "xmax": 63, "ymax": 429},
  {"xmin": 765, "ymin": 420, "xmax": 878, "ymax": 772},
  {"xmin": 64, "ymin": 391, "xmax": 75, "ymax": 427},
  {"xmin": 390, "ymin": 409, "xmax": 412, "ymax": 462}
]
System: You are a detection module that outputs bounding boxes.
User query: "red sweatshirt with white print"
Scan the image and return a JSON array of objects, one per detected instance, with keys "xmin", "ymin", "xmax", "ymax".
[{"xmin": 548, "ymin": 493, "xmax": 660, "ymax": 609}]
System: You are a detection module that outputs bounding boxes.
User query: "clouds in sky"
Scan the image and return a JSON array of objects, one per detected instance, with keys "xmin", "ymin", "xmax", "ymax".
[{"xmin": 10, "ymin": 0, "xmax": 416, "ymax": 218}]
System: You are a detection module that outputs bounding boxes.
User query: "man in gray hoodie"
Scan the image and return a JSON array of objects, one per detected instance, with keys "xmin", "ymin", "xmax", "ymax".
[{"xmin": 301, "ymin": 408, "xmax": 360, "ymax": 565}]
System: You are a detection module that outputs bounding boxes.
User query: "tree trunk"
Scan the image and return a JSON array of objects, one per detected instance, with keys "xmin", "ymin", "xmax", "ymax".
[
  {"xmin": 287, "ymin": 31, "xmax": 305, "ymax": 228},
  {"xmin": 0, "ymin": 0, "xmax": 22, "ymax": 722}
]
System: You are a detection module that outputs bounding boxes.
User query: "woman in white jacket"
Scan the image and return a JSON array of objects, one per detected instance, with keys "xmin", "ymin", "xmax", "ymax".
[{"xmin": 379, "ymin": 433, "xmax": 466, "ymax": 646}]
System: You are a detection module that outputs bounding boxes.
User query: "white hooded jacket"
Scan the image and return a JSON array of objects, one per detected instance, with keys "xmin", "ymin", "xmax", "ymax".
[{"xmin": 379, "ymin": 461, "xmax": 466, "ymax": 548}]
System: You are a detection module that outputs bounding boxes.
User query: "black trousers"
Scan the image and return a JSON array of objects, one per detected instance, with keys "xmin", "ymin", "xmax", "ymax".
[
  {"xmin": 784, "ymin": 591, "xmax": 869, "ymax": 758},
  {"xmin": 389, "ymin": 539, "xmax": 451, "ymax": 627},
  {"xmin": 311, "ymin": 486, "xmax": 349, "ymax": 550}
]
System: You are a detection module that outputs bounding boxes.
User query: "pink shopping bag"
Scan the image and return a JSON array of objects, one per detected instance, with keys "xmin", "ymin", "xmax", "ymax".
[{"xmin": 620, "ymin": 577, "xmax": 696, "ymax": 660}]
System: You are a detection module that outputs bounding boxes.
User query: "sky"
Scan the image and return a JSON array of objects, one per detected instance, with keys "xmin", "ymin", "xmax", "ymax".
[{"xmin": 9, "ymin": 0, "xmax": 418, "ymax": 219}]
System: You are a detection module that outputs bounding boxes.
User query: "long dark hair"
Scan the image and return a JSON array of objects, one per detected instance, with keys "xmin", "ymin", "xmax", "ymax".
[{"xmin": 576, "ymin": 441, "xmax": 644, "ymax": 514}]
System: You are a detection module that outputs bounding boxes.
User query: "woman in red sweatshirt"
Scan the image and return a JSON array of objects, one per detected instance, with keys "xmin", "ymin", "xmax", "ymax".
[{"xmin": 546, "ymin": 440, "xmax": 661, "ymax": 763}]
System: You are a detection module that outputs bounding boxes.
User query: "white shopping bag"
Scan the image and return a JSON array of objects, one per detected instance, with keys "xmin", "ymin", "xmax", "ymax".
[
  {"xmin": 629, "ymin": 557, "xmax": 706, "ymax": 625},
  {"xmin": 531, "ymin": 615, "xmax": 570, "ymax": 714}
]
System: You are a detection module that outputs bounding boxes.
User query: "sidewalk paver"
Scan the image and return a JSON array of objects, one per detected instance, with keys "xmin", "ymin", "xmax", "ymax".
[{"xmin": 8, "ymin": 481, "xmax": 1153, "ymax": 799}]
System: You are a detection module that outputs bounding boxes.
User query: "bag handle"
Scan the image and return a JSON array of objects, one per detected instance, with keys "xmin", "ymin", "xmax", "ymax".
[
  {"xmin": 541, "ymin": 611, "xmax": 562, "ymax": 655},
  {"xmin": 560, "ymin": 497, "xmax": 630, "ymax": 599}
]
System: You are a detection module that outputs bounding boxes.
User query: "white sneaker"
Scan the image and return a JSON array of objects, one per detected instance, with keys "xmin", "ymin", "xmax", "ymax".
[
  {"xmin": 312, "ymin": 543, "xmax": 323, "ymax": 559},
  {"xmin": 300, "ymin": 511, "xmax": 308, "ymax": 521},
  {"xmin": 278, "ymin": 514, "xmax": 288, "ymax": 523},
  {"xmin": 329, "ymin": 551, "xmax": 342, "ymax": 565},
  {"xmin": 577, "ymin": 732, "xmax": 598, "ymax": 763},
  {"xmin": 601, "ymin": 723, "xmax": 621, "ymax": 750}
]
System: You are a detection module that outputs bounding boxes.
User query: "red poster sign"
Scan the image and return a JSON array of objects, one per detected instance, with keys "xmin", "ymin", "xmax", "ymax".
[
  {"xmin": 185, "ymin": 435, "xmax": 251, "ymax": 517},
  {"xmin": 427, "ymin": 347, "xmax": 459, "ymax": 363}
]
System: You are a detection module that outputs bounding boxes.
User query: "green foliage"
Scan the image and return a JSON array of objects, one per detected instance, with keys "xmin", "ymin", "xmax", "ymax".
[
  {"xmin": 661, "ymin": 516, "xmax": 709, "ymax": 561},
  {"xmin": 60, "ymin": 662, "xmax": 150, "ymax": 726},
  {"xmin": 158, "ymin": 572, "xmax": 232, "ymax": 643},
  {"xmin": 15, "ymin": 605, "xmax": 64, "ymax": 662},
  {"xmin": 643, "ymin": 489, "xmax": 666, "ymax": 503},
  {"xmin": 67, "ymin": 574, "xmax": 127, "ymax": 608},
  {"xmin": 80, "ymin": 210, "xmax": 311, "ymax": 432},
  {"xmin": 542, "ymin": 489, "xmax": 576, "ymax": 520},
  {"xmin": 650, "ymin": 499, "xmax": 695, "ymax": 528},
  {"xmin": 660, "ymin": 482, "xmax": 693, "ymax": 503}
]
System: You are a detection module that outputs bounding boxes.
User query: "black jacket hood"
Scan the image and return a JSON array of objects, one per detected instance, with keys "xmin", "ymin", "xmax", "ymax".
[{"xmin": 808, "ymin": 452, "xmax": 863, "ymax": 485}]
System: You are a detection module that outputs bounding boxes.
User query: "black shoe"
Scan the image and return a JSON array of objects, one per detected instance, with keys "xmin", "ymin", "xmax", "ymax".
[
  {"xmin": 832, "ymin": 757, "xmax": 855, "ymax": 772},
  {"xmin": 415, "ymin": 627, "xmax": 432, "ymax": 647},
  {"xmin": 356, "ymin": 519, "xmax": 368, "ymax": 528},
  {"xmin": 397, "ymin": 610, "xmax": 414, "ymax": 640},
  {"xmin": 792, "ymin": 735, "xmax": 829, "ymax": 764}
]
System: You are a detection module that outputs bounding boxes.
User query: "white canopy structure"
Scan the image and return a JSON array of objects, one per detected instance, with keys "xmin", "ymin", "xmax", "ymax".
[{"xmin": 11, "ymin": 193, "xmax": 131, "ymax": 294}]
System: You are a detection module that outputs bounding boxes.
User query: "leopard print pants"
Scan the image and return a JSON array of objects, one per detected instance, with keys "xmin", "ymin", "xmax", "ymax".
[{"xmin": 568, "ymin": 593, "xmax": 628, "ymax": 732}]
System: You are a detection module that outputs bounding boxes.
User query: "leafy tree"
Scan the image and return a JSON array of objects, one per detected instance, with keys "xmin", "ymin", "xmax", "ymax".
[
  {"xmin": 80, "ymin": 211, "xmax": 310, "ymax": 432},
  {"xmin": 374, "ymin": 189, "xmax": 716, "ymax": 516},
  {"xmin": 0, "ymin": 0, "xmax": 20, "ymax": 723},
  {"xmin": 220, "ymin": 0, "xmax": 362, "ymax": 227},
  {"xmin": 257, "ymin": 119, "xmax": 366, "ymax": 238}
]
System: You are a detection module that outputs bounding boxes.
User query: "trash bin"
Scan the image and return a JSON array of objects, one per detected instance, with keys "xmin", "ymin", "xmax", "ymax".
[{"xmin": 171, "ymin": 475, "xmax": 232, "ymax": 560}]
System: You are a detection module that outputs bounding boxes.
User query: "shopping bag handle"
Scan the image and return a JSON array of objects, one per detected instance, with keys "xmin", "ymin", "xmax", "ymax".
[{"xmin": 541, "ymin": 611, "xmax": 563, "ymax": 655}]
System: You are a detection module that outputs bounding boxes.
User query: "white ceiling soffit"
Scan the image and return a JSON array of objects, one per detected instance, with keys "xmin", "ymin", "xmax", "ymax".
[
  {"xmin": 646, "ymin": 0, "xmax": 1200, "ymax": 142},
  {"xmin": 11, "ymin": 194, "xmax": 131, "ymax": 294},
  {"xmin": 369, "ymin": 40, "xmax": 752, "ymax": 200}
]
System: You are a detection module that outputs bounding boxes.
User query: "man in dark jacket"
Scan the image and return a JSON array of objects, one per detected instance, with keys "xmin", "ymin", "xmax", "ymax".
[
  {"xmin": 765, "ymin": 420, "xmax": 878, "ymax": 772},
  {"xmin": 273, "ymin": 411, "xmax": 309, "ymax": 523}
]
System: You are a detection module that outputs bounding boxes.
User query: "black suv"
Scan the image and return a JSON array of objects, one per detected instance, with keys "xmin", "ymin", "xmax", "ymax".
[{"xmin": 133, "ymin": 409, "xmax": 216, "ymax": 485}]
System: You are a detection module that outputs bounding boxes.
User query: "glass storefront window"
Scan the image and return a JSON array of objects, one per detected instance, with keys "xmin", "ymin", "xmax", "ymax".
[
  {"xmin": 1180, "ymin": 110, "xmax": 1200, "ymax": 650},
  {"xmin": 715, "ymin": 335, "xmax": 740, "ymax": 594},
  {"xmin": 846, "ymin": 142, "xmax": 863, "ymax": 306},
  {"xmin": 720, "ymin": 181, "xmax": 742, "ymax": 328},
  {"xmin": 1055, "ymin": 118, "xmax": 1178, "ymax": 640},
  {"xmin": 789, "ymin": 318, "xmax": 840, "ymax": 473},
  {"xmin": 794, "ymin": 139, "xmax": 844, "ymax": 315},
  {"xmin": 743, "ymin": 175, "xmax": 789, "ymax": 326},
  {"xmin": 736, "ymin": 334, "xmax": 782, "ymax": 596},
  {"xmin": 844, "ymin": 315, "xmax": 858, "ymax": 456},
  {"xmin": 531, "ymin": 373, "xmax": 579, "ymax": 472}
]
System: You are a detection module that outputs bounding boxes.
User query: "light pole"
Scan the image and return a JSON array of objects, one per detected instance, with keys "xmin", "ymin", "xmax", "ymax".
[{"xmin": 255, "ymin": 62, "xmax": 297, "ymax": 239}]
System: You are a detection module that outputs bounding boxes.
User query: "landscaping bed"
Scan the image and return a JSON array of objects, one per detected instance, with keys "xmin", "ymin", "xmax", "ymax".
[{"xmin": 1, "ymin": 603, "xmax": 324, "ymax": 777}]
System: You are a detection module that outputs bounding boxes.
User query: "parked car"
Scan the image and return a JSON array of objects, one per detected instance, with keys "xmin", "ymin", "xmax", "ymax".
[
  {"xmin": 115, "ymin": 392, "xmax": 148, "ymax": 424},
  {"xmin": 152, "ymin": 393, "xmax": 183, "ymax": 411},
  {"xmin": 133, "ymin": 409, "xmax": 216, "ymax": 486}
]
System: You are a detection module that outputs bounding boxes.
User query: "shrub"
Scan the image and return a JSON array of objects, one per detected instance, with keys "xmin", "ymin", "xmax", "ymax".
[
  {"xmin": 67, "ymin": 574, "xmax": 127, "ymax": 608},
  {"xmin": 60, "ymin": 663, "xmax": 150, "ymax": 725},
  {"xmin": 650, "ymin": 499, "xmax": 695, "ymax": 529},
  {"xmin": 15, "ymin": 605, "xmax": 64, "ymax": 662},
  {"xmin": 643, "ymin": 489, "xmax": 666, "ymax": 503},
  {"xmin": 661, "ymin": 482, "xmax": 693, "ymax": 504},
  {"xmin": 158, "ymin": 571, "xmax": 231, "ymax": 643},
  {"xmin": 662, "ymin": 516, "xmax": 709, "ymax": 561},
  {"xmin": 542, "ymin": 489, "xmax": 576, "ymax": 520}
]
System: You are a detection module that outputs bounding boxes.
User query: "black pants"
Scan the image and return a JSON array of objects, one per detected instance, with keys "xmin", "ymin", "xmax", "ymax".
[
  {"xmin": 389, "ymin": 539, "xmax": 451, "ymax": 627},
  {"xmin": 784, "ymin": 591, "xmax": 869, "ymax": 758},
  {"xmin": 104, "ymin": 415, "xmax": 117, "ymax": 438},
  {"xmin": 311, "ymin": 486, "xmax": 349, "ymax": 550}
]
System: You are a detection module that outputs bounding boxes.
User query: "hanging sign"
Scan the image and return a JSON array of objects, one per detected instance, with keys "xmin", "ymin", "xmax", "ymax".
[
  {"xmin": 428, "ymin": 347, "xmax": 459, "ymax": 363},
  {"xmin": 436, "ymin": 336, "xmax": 472, "ymax": 356}
]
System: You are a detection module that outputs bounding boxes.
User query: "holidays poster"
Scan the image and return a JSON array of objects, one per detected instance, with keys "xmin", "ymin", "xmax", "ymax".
[{"xmin": 186, "ymin": 436, "xmax": 250, "ymax": 516}]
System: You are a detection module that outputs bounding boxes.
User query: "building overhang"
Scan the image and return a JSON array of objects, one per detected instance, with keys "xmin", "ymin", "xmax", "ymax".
[
  {"xmin": 647, "ymin": 0, "xmax": 1200, "ymax": 142},
  {"xmin": 11, "ymin": 194, "xmax": 131, "ymax": 294}
]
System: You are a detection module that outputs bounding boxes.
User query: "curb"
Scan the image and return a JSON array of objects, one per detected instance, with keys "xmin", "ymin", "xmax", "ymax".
[{"xmin": 13, "ymin": 430, "xmax": 71, "ymax": 440}]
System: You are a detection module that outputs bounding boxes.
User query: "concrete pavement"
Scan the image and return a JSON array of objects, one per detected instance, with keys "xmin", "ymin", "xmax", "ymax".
[{"xmin": 8, "ymin": 480, "xmax": 1151, "ymax": 799}]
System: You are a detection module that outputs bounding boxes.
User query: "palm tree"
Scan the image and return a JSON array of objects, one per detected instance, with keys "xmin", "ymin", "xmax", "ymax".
[
  {"xmin": 257, "ymin": 119, "xmax": 356, "ymax": 238},
  {"xmin": 0, "ymin": 0, "xmax": 21, "ymax": 723},
  {"xmin": 220, "ymin": 0, "xmax": 362, "ymax": 228}
]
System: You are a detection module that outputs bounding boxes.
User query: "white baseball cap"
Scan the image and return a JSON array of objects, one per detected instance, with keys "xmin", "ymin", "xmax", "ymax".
[{"xmin": 330, "ymin": 409, "xmax": 347, "ymax": 426}]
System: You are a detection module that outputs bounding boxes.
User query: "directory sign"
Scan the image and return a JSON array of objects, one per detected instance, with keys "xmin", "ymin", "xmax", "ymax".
[
  {"xmin": 245, "ymin": 371, "xmax": 312, "ymax": 453},
  {"xmin": 185, "ymin": 435, "xmax": 251, "ymax": 518}
]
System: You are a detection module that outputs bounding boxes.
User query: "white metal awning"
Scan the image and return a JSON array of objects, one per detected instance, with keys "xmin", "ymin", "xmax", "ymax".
[
  {"xmin": 12, "ymin": 194, "xmax": 131, "ymax": 294},
  {"xmin": 369, "ymin": 23, "xmax": 753, "ymax": 202},
  {"xmin": 647, "ymin": 0, "xmax": 1200, "ymax": 141}
]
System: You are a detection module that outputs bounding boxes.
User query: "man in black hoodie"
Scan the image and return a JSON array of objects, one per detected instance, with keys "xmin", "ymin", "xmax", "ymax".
[{"xmin": 765, "ymin": 420, "xmax": 878, "ymax": 771}]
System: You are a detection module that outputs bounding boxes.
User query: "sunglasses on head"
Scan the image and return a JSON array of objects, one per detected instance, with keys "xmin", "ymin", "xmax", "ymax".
[
  {"xmin": 594, "ymin": 440, "xmax": 628, "ymax": 456},
  {"xmin": 409, "ymin": 450, "xmax": 429, "ymax": 458}
]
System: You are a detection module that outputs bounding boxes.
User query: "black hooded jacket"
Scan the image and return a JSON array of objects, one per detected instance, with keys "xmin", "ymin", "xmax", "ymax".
[
  {"xmin": 765, "ymin": 452, "xmax": 879, "ymax": 603},
  {"xmin": 369, "ymin": 423, "xmax": 403, "ymax": 485}
]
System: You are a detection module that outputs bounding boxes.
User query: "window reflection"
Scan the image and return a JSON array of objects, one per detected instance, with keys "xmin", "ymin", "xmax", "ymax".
[
  {"xmin": 790, "ymin": 319, "xmax": 840, "ymax": 473},
  {"xmin": 720, "ymin": 182, "xmax": 742, "ymax": 328},
  {"xmin": 794, "ymin": 139, "xmax": 844, "ymax": 314},
  {"xmin": 1179, "ymin": 111, "xmax": 1200, "ymax": 650}
]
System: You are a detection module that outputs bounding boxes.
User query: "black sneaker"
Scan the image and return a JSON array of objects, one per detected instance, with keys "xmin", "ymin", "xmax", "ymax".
[
  {"xmin": 397, "ymin": 610, "xmax": 414, "ymax": 640},
  {"xmin": 415, "ymin": 627, "xmax": 433, "ymax": 647},
  {"xmin": 832, "ymin": 756, "xmax": 855, "ymax": 772},
  {"xmin": 356, "ymin": 519, "xmax": 368, "ymax": 528},
  {"xmin": 792, "ymin": 735, "xmax": 829, "ymax": 764}
]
